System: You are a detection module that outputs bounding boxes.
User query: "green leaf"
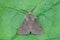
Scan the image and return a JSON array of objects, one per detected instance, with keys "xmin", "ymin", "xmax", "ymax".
[{"xmin": 0, "ymin": 0, "xmax": 60, "ymax": 40}]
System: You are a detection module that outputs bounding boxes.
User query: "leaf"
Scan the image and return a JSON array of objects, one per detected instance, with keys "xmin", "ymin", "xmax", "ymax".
[{"xmin": 0, "ymin": 0, "xmax": 60, "ymax": 40}]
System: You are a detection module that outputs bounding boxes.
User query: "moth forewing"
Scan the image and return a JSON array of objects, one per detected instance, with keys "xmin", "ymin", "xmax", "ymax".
[
  {"xmin": 27, "ymin": 13, "xmax": 43, "ymax": 34},
  {"xmin": 31, "ymin": 18, "xmax": 43, "ymax": 34},
  {"xmin": 18, "ymin": 14, "xmax": 31, "ymax": 34}
]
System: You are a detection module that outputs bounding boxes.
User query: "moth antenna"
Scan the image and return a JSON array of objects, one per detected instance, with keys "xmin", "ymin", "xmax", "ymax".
[
  {"xmin": 30, "ymin": 4, "xmax": 38, "ymax": 13},
  {"xmin": 20, "ymin": 9, "xmax": 29, "ymax": 14},
  {"xmin": 1, "ymin": 6, "xmax": 29, "ymax": 14}
]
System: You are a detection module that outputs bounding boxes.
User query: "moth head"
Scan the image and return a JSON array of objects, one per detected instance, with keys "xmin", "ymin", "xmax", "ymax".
[{"xmin": 25, "ymin": 12, "xmax": 36, "ymax": 21}]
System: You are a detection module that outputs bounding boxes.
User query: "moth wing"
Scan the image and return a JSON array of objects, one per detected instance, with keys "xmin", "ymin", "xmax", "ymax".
[
  {"xmin": 31, "ymin": 19, "xmax": 43, "ymax": 34},
  {"xmin": 18, "ymin": 18, "xmax": 30, "ymax": 34}
]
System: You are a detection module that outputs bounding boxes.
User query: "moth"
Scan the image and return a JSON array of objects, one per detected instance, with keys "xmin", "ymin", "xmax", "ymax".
[{"xmin": 18, "ymin": 5, "xmax": 43, "ymax": 34}]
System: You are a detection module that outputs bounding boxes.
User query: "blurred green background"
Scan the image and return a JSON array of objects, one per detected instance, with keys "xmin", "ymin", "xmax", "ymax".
[{"xmin": 0, "ymin": 0, "xmax": 60, "ymax": 40}]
